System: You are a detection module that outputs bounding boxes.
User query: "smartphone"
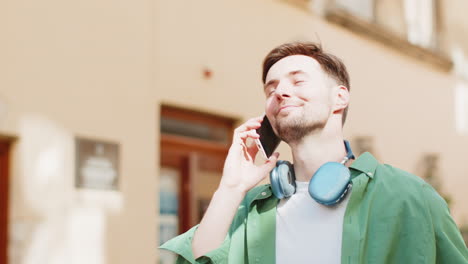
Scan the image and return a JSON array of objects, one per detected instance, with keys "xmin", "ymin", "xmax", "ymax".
[{"xmin": 255, "ymin": 115, "xmax": 281, "ymax": 159}]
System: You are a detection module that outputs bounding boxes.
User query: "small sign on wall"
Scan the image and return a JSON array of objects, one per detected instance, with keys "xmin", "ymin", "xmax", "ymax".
[{"xmin": 75, "ymin": 137, "xmax": 120, "ymax": 190}]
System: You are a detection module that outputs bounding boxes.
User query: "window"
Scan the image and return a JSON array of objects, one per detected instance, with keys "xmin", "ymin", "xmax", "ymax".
[
  {"xmin": 335, "ymin": 0, "xmax": 374, "ymax": 22},
  {"xmin": 453, "ymin": 48, "xmax": 468, "ymax": 134},
  {"xmin": 332, "ymin": 0, "xmax": 438, "ymax": 48},
  {"xmin": 322, "ymin": 0, "xmax": 451, "ymax": 70},
  {"xmin": 403, "ymin": 0, "xmax": 436, "ymax": 48}
]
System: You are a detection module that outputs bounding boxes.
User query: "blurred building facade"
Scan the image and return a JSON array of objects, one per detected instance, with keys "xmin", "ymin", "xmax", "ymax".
[{"xmin": 1, "ymin": 0, "xmax": 468, "ymax": 263}]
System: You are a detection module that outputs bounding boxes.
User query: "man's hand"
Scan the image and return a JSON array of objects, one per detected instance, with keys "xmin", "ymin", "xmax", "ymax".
[
  {"xmin": 219, "ymin": 116, "xmax": 280, "ymax": 195},
  {"xmin": 192, "ymin": 116, "xmax": 279, "ymax": 258}
]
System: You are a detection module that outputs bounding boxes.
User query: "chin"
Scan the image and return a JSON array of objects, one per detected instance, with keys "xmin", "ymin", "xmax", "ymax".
[
  {"xmin": 275, "ymin": 116, "xmax": 328, "ymax": 143},
  {"xmin": 275, "ymin": 111, "xmax": 303, "ymax": 126}
]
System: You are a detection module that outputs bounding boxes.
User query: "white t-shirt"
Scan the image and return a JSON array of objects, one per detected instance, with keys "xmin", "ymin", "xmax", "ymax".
[{"xmin": 275, "ymin": 181, "xmax": 351, "ymax": 264}]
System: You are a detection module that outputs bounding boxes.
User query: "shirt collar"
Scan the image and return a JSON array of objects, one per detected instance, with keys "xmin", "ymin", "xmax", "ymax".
[
  {"xmin": 349, "ymin": 152, "xmax": 379, "ymax": 179},
  {"xmin": 250, "ymin": 152, "xmax": 379, "ymax": 203},
  {"xmin": 247, "ymin": 184, "xmax": 276, "ymax": 204}
]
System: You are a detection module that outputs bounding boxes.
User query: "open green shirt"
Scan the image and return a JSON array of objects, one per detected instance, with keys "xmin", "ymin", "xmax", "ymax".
[{"xmin": 160, "ymin": 152, "xmax": 468, "ymax": 263}]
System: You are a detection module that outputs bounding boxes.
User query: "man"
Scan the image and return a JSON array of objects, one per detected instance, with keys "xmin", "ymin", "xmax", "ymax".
[{"xmin": 160, "ymin": 42, "xmax": 468, "ymax": 263}]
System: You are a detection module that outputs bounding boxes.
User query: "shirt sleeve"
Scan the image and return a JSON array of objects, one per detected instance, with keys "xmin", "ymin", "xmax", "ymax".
[
  {"xmin": 159, "ymin": 225, "xmax": 231, "ymax": 264},
  {"xmin": 422, "ymin": 184, "xmax": 468, "ymax": 263},
  {"xmin": 158, "ymin": 185, "xmax": 266, "ymax": 263}
]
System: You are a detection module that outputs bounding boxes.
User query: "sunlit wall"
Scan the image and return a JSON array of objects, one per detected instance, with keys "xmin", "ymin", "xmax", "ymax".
[{"xmin": 1, "ymin": 0, "xmax": 467, "ymax": 263}]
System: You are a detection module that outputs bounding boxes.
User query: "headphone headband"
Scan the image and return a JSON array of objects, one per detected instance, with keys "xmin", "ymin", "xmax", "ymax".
[{"xmin": 341, "ymin": 140, "xmax": 355, "ymax": 165}]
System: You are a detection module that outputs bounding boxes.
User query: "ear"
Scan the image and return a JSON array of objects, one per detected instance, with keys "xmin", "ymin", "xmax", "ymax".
[{"xmin": 332, "ymin": 85, "xmax": 350, "ymax": 113}]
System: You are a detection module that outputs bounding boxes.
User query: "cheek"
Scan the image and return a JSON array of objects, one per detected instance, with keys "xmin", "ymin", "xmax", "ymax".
[
  {"xmin": 299, "ymin": 83, "xmax": 329, "ymax": 100},
  {"xmin": 265, "ymin": 98, "xmax": 276, "ymax": 114},
  {"xmin": 264, "ymin": 100, "xmax": 278, "ymax": 128},
  {"xmin": 304, "ymin": 91, "xmax": 332, "ymax": 109},
  {"xmin": 295, "ymin": 87, "xmax": 316, "ymax": 102}
]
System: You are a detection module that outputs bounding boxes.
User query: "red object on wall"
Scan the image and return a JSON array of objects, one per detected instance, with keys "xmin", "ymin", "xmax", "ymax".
[{"xmin": 203, "ymin": 68, "xmax": 212, "ymax": 79}]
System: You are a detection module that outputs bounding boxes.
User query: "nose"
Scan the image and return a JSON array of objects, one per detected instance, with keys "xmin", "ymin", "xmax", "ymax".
[{"xmin": 274, "ymin": 82, "xmax": 291, "ymax": 100}]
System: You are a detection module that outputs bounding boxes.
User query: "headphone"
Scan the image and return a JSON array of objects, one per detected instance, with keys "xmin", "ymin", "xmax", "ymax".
[{"xmin": 270, "ymin": 140, "xmax": 355, "ymax": 206}]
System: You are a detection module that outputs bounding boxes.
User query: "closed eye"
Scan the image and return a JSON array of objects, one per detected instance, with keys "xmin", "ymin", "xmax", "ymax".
[{"xmin": 266, "ymin": 88, "xmax": 275, "ymax": 97}]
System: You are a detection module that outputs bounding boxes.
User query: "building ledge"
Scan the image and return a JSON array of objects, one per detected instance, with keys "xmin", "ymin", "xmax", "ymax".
[{"xmin": 325, "ymin": 8, "xmax": 453, "ymax": 72}]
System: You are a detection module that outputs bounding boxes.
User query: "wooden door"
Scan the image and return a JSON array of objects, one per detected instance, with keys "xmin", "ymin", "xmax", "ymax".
[
  {"xmin": 0, "ymin": 138, "xmax": 13, "ymax": 264},
  {"xmin": 158, "ymin": 104, "xmax": 236, "ymax": 233}
]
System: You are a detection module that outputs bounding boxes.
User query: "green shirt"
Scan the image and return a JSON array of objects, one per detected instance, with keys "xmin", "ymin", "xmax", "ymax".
[{"xmin": 160, "ymin": 152, "xmax": 468, "ymax": 263}]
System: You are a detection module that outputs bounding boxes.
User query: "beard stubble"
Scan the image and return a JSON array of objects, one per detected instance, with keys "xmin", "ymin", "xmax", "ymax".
[{"xmin": 275, "ymin": 110, "xmax": 329, "ymax": 144}]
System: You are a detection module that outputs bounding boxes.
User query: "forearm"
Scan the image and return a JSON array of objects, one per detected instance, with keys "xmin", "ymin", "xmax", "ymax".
[
  {"xmin": 190, "ymin": 116, "xmax": 278, "ymax": 259},
  {"xmin": 192, "ymin": 186, "xmax": 246, "ymax": 259}
]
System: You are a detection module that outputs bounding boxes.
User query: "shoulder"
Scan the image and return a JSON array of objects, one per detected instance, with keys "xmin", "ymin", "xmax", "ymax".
[
  {"xmin": 371, "ymin": 162, "xmax": 446, "ymax": 210},
  {"xmin": 352, "ymin": 152, "xmax": 429, "ymax": 196},
  {"xmin": 375, "ymin": 163, "xmax": 428, "ymax": 188}
]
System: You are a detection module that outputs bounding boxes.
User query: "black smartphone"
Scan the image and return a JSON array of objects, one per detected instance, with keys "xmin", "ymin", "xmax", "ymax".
[{"xmin": 255, "ymin": 115, "xmax": 281, "ymax": 159}]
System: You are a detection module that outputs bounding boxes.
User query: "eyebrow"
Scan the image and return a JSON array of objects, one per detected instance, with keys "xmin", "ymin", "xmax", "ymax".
[
  {"xmin": 264, "ymin": 70, "xmax": 308, "ymax": 90},
  {"xmin": 264, "ymin": 79, "xmax": 278, "ymax": 90},
  {"xmin": 289, "ymin": 70, "xmax": 308, "ymax": 77}
]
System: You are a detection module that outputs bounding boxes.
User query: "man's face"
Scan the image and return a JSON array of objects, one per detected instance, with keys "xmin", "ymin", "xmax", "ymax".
[{"xmin": 264, "ymin": 55, "xmax": 334, "ymax": 143}]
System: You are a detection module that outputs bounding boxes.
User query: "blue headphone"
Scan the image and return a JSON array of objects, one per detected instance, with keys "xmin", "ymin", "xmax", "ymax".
[{"xmin": 270, "ymin": 140, "xmax": 355, "ymax": 206}]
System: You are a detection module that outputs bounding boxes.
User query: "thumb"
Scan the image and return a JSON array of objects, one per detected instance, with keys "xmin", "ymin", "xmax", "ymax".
[{"xmin": 261, "ymin": 152, "xmax": 280, "ymax": 174}]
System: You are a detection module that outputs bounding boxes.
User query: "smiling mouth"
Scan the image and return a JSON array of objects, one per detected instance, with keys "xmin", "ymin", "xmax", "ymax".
[
  {"xmin": 280, "ymin": 105, "xmax": 298, "ymax": 110},
  {"xmin": 278, "ymin": 105, "xmax": 299, "ymax": 114}
]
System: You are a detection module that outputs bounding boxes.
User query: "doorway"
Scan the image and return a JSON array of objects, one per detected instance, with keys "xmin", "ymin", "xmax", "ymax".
[
  {"xmin": 158, "ymin": 104, "xmax": 236, "ymax": 263},
  {"xmin": 0, "ymin": 135, "xmax": 15, "ymax": 264}
]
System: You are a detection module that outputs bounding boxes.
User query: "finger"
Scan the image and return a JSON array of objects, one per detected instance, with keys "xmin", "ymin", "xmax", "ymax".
[
  {"xmin": 233, "ymin": 127, "xmax": 259, "ymax": 145},
  {"xmin": 238, "ymin": 130, "xmax": 260, "ymax": 140},
  {"xmin": 233, "ymin": 116, "xmax": 263, "ymax": 135},
  {"xmin": 233, "ymin": 130, "xmax": 259, "ymax": 145},
  {"xmin": 260, "ymin": 152, "xmax": 280, "ymax": 173},
  {"xmin": 234, "ymin": 123, "xmax": 261, "ymax": 138},
  {"xmin": 230, "ymin": 135, "xmax": 257, "ymax": 159}
]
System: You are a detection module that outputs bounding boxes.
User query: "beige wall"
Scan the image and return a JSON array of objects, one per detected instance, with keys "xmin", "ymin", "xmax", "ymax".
[
  {"xmin": 1, "ymin": 0, "xmax": 157, "ymax": 263},
  {"xmin": 1, "ymin": 0, "xmax": 467, "ymax": 263}
]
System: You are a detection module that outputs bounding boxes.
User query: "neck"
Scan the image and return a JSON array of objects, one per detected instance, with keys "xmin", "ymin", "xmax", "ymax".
[{"xmin": 289, "ymin": 127, "xmax": 347, "ymax": 182}]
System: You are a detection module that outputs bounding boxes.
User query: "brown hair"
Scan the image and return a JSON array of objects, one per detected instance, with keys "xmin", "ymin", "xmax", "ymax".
[{"xmin": 262, "ymin": 42, "xmax": 350, "ymax": 125}]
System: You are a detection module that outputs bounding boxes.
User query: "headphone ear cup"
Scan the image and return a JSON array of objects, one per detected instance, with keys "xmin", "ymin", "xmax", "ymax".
[
  {"xmin": 270, "ymin": 160, "xmax": 296, "ymax": 199},
  {"xmin": 308, "ymin": 162, "xmax": 351, "ymax": 206}
]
